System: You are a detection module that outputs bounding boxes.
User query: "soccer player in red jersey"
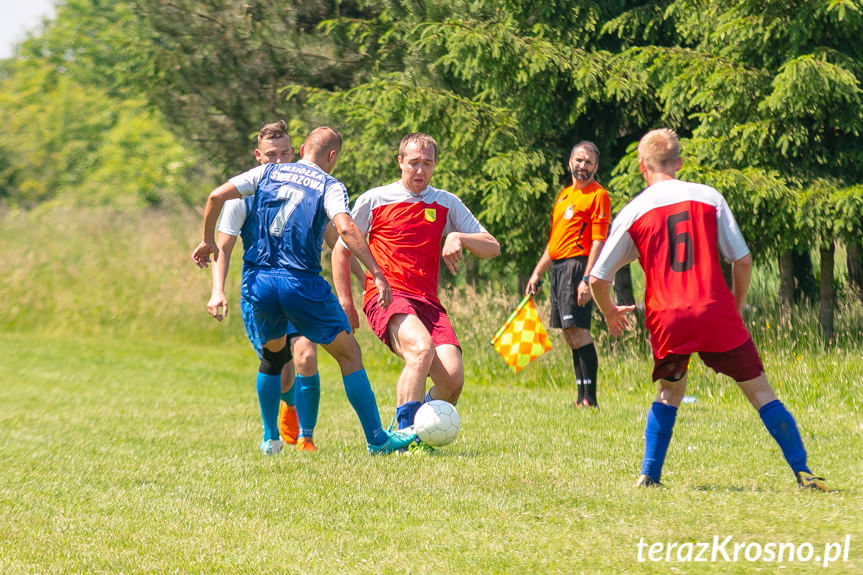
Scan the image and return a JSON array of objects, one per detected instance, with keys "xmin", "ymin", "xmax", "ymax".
[
  {"xmin": 332, "ymin": 133, "xmax": 499, "ymax": 444},
  {"xmin": 589, "ymin": 128, "xmax": 826, "ymax": 491},
  {"xmin": 526, "ymin": 141, "xmax": 610, "ymax": 408}
]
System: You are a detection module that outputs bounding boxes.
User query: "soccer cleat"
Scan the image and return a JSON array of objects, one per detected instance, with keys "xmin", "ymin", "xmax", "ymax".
[
  {"xmin": 797, "ymin": 471, "xmax": 828, "ymax": 492},
  {"xmin": 278, "ymin": 401, "xmax": 299, "ymax": 445},
  {"xmin": 367, "ymin": 428, "xmax": 418, "ymax": 455},
  {"xmin": 407, "ymin": 439, "xmax": 436, "ymax": 454},
  {"xmin": 259, "ymin": 438, "xmax": 284, "ymax": 456},
  {"xmin": 635, "ymin": 474, "xmax": 664, "ymax": 488},
  {"xmin": 296, "ymin": 437, "xmax": 318, "ymax": 452}
]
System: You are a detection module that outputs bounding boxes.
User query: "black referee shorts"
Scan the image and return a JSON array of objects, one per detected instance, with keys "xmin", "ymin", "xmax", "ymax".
[{"xmin": 549, "ymin": 256, "xmax": 593, "ymax": 330}]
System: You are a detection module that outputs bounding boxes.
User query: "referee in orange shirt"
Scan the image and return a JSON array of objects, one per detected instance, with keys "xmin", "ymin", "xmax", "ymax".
[{"xmin": 526, "ymin": 141, "xmax": 611, "ymax": 407}]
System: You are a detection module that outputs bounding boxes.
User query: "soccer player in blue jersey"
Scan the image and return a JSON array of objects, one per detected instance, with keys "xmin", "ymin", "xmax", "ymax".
[
  {"xmin": 193, "ymin": 126, "xmax": 417, "ymax": 455},
  {"xmin": 209, "ymin": 120, "xmax": 365, "ymax": 453}
]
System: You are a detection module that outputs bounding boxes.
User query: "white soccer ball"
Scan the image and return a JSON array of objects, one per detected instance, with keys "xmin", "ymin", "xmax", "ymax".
[{"xmin": 413, "ymin": 400, "xmax": 461, "ymax": 447}]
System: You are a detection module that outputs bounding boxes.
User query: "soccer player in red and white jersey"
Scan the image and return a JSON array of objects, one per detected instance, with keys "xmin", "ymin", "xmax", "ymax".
[
  {"xmin": 589, "ymin": 128, "xmax": 826, "ymax": 491},
  {"xmin": 332, "ymin": 133, "xmax": 500, "ymax": 444}
]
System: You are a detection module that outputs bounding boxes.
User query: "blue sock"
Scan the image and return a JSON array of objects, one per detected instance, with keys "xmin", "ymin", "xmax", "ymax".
[
  {"xmin": 423, "ymin": 391, "xmax": 434, "ymax": 403},
  {"xmin": 396, "ymin": 401, "xmax": 422, "ymax": 430},
  {"xmin": 281, "ymin": 384, "xmax": 295, "ymax": 407},
  {"xmin": 295, "ymin": 374, "xmax": 320, "ymax": 439},
  {"xmin": 342, "ymin": 369, "xmax": 386, "ymax": 445},
  {"xmin": 759, "ymin": 399, "xmax": 809, "ymax": 475},
  {"xmin": 256, "ymin": 372, "xmax": 282, "ymax": 441},
  {"xmin": 641, "ymin": 402, "xmax": 678, "ymax": 482}
]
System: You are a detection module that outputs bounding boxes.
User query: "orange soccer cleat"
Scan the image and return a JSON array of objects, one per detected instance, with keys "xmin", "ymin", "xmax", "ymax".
[
  {"xmin": 296, "ymin": 437, "xmax": 318, "ymax": 452},
  {"xmin": 278, "ymin": 401, "xmax": 299, "ymax": 445}
]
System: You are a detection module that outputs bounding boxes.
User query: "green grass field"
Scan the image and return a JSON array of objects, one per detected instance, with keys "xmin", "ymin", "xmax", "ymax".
[{"xmin": 1, "ymin": 207, "xmax": 861, "ymax": 574}]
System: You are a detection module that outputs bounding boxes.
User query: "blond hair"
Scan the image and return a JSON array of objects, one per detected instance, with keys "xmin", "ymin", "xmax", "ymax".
[{"xmin": 637, "ymin": 129, "xmax": 680, "ymax": 173}]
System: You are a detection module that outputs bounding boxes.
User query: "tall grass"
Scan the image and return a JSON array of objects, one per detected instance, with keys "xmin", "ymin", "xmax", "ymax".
[
  {"xmin": 3, "ymin": 205, "xmax": 862, "ymax": 380},
  {"xmin": 0, "ymin": 205, "xmax": 225, "ymax": 343}
]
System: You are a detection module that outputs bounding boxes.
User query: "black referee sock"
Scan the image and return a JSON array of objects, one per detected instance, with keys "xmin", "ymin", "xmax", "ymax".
[
  {"xmin": 571, "ymin": 348, "xmax": 584, "ymax": 403},
  {"xmin": 577, "ymin": 343, "xmax": 598, "ymax": 406}
]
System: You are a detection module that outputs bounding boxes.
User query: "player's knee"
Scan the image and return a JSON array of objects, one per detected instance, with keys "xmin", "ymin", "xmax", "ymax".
[
  {"xmin": 405, "ymin": 336, "xmax": 435, "ymax": 362},
  {"xmin": 293, "ymin": 346, "xmax": 316, "ymax": 372},
  {"xmin": 259, "ymin": 345, "xmax": 292, "ymax": 376},
  {"xmin": 404, "ymin": 349, "xmax": 434, "ymax": 373}
]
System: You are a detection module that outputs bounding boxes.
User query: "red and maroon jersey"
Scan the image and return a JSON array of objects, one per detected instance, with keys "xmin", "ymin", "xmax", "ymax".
[
  {"xmin": 591, "ymin": 179, "xmax": 751, "ymax": 358},
  {"xmin": 351, "ymin": 181, "xmax": 487, "ymax": 307}
]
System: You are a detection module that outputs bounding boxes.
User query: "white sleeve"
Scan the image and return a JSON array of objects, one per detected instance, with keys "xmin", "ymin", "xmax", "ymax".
[
  {"xmin": 228, "ymin": 165, "xmax": 267, "ymax": 198},
  {"xmin": 323, "ymin": 180, "xmax": 350, "ymax": 221},
  {"xmin": 590, "ymin": 213, "xmax": 640, "ymax": 281},
  {"xmin": 716, "ymin": 197, "xmax": 750, "ymax": 262},
  {"xmin": 442, "ymin": 194, "xmax": 486, "ymax": 235},
  {"xmin": 217, "ymin": 198, "xmax": 247, "ymax": 236},
  {"xmin": 350, "ymin": 191, "xmax": 373, "ymax": 234}
]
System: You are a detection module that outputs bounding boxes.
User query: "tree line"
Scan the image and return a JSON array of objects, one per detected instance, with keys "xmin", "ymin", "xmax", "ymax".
[{"xmin": 2, "ymin": 0, "xmax": 862, "ymax": 339}]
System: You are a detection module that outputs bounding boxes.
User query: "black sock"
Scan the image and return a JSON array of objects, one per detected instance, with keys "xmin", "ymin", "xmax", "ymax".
[
  {"xmin": 571, "ymin": 348, "xmax": 584, "ymax": 403},
  {"xmin": 577, "ymin": 343, "xmax": 598, "ymax": 406}
]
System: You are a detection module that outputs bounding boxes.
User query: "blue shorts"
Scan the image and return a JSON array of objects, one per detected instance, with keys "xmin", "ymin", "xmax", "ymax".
[
  {"xmin": 240, "ymin": 268, "xmax": 350, "ymax": 352},
  {"xmin": 240, "ymin": 303, "xmax": 301, "ymax": 356}
]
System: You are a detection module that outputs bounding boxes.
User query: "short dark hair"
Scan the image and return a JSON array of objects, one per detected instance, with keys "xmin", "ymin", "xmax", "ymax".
[
  {"xmin": 570, "ymin": 140, "xmax": 599, "ymax": 162},
  {"xmin": 257, "ymin": 120, "xmax": 289, "ymax": 144}
]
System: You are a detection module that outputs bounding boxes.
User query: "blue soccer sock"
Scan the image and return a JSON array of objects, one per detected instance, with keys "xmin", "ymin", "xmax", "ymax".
[
  {"xmin": 281, "ymin": 383, "xmax": 295, "ymax": 407},
  {"xmin": 396, "ymin": 401, "xmax": 422, "ymax": 430},
  {"xmin": 295, "ymin": 373, "xmax": 320, "ymax": 439},
  {"xmin": 759, "ymin": 399, "xmax": 810, "ymax": 475},
  {"xmin": 641, "ymin": 402, "xmax": 678, "ymax": 482},
  {"xmin": 424, "ymin": 391, "xmax": 435, "ymax": 403},
  {"xmin": 256, "ymin": 372, "xmax": 282, "ymax": 441},
  {"xmin": 342, "ymin": 369, "xmax": 387, "ymax": 445}
]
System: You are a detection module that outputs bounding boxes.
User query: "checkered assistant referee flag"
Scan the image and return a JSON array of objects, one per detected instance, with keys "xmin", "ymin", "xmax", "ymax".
[{"xmin": 490, "ymin": 296, "xmax": 552, "ymax": 373}]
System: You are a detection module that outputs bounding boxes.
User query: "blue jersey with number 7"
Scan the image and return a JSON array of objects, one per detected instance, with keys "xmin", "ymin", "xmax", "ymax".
[{"xmin": 228, "ymin": 160, "xmax": 350, "ymax": 273}]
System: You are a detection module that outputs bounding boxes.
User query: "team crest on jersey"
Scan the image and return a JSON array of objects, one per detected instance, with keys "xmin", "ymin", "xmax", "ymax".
[{"xmin": 424, "ymin": 208, "xmax": 437, "ymax": 222}]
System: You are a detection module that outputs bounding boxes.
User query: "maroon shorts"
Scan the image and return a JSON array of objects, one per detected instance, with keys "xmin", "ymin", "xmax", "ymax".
[
  {"xmin": 364, "ymin": 293, "xmax": 460, "ymax": 351},
  {"xmin": 652, "ymin": 337, "xmax": 764, "ymax": 382}
]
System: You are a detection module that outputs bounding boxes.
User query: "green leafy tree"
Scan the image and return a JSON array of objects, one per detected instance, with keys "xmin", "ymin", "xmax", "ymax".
[
  {"xmin": 130, "ymin": 0, "xmax": 382, "ymax": 173},
  {"xmin": 604, "ymin": 0, "xmax": 863, "ymax": 339},
  {"xmin": 284, "ymin": 1, "xmax": 642, "ymax": 281},
  {"xmin": 0, "ymin": 0, "xmax": 205, "ymax": 208}
]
